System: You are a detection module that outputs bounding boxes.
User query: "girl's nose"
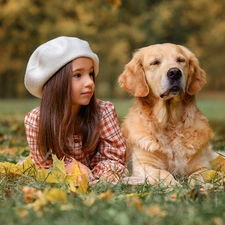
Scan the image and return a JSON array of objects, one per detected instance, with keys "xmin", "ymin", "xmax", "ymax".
[{"xmin": 84, "ymin": 75, "xmax": 94, "ymax": 87}]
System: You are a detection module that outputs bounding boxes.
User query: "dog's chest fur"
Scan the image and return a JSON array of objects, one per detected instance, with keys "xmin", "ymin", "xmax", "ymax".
[
  {"xmin": 124, "ymin": 99, "xmax": 213, "ymax": 177},
  {"xmin": 153, "ymin": 125, "xmax": 201, "ymax": 176}
]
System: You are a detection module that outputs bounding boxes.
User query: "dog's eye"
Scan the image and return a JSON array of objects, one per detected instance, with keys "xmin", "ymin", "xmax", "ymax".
[
  {"xmin": 177, "ymin": 57, "xmax": 185, "ymax": 63},
  {"xmin": 150, "ymin": 60, "xmax": 160, "ymax": 65}
]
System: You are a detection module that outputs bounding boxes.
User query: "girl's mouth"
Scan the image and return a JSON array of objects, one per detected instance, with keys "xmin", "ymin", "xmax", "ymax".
[{"xmin": 81, "ymin": 91, "xmax": 93, "ymax": 97}]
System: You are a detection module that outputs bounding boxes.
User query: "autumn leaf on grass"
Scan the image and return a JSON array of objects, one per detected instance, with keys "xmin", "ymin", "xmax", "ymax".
[
  {"xmin": 0, "ymin": 147, "xmax": 28, "ymax": 156},
  {"xmin": 211, "ymin": 155, "xmax": 225, "ymax": 172},
  {"xmin": 22, "ymin": 186, "xmax": 69, "ymax": 205},
  {"xmin": 127, "ymin": 196, "xmax": 143, "ymax": 211},
  {"xmin": 65, "ymin": 158, "xmax": 89, "ymax": 193},
  {"xmin": 144, "ymin": 204, "xmax": 167, "ymax": 218},
  {"xmin": 82, "ymin": 191, "xmax": 97, "ymax": 206},
  {"xmin": 0, "ymin": 147, "xmax": 17, "ymax": 154},
  {"xmin": 98, "ymin": 190, "xmax": 114, "ymax": 201},
  {"xmin": 0, "ymin": 157, "xmax": 36, "ymax": 177},
  {"xmin": 42, "ymin": 187, "xmax": 68, "ymax": 203},
  {"xmin": 51, "ymin": 154, "xmax": 66, "ymax": 174},
  {"xmin": 21, "ymin": 186, "xmax": 69, "ymax": 217},
  {"xmin": 118, "ymin": 192, "xmax": 148, "ymax": 200},
  {"xmin": 21, "ymin": 156, "xmax": 61, "ymax": 183},
  {"xmin": 201, "ymin": 170, "xmax": 219, "ymax": 183},
  {"xmin": 0, "ymin": 161, "xmax": 21, "ymax": 176},
  {"xmin": 0, "ymin": 156, "xmax": 53, "ymax": 182},
  {"xmin": 34, "ymin": 154, "xmax": 88, "ymax": 193},
  {"xmin": 197, "ymin": 155, "xmax": 225, "ymax": 184},
  {"xmin": 22, "ymin": 186, "xmax": 43, "ymax": 203},
  {"xmin": 82, "ymin": 191, "xmax": 115, "ymax": 206},
  {"xmin": 0, "ymin": 154, "xmax": 88, "ymax": 193}
]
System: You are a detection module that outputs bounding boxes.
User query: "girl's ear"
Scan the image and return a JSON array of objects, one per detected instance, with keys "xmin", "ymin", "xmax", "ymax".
[
  {"xmin": 118, "ymin": 51, "xmax": 149, "ymax": 97},
  {"xmin": 180, "ymin": 46, "xmax": 206, "ymax": 96}
]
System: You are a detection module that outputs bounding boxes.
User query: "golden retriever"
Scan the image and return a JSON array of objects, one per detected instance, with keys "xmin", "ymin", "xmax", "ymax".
[{"xmin": 118, "ymin": 43, "xmax": 217, "ymax": 186}]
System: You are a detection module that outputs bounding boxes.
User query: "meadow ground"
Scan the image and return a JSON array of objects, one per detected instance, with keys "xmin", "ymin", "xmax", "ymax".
[{"xmin": 0, "ymin": 93, "xmax": 225, "ymax": 225}]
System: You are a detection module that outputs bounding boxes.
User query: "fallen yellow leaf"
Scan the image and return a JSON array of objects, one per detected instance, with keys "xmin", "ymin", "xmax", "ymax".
[
  {"xmin": 67, "ymin": 159, "xmax": 88, "ymax": 193},
  {"xmin": 210, "ymin": 155, "xmax": 225, "ymax": 172},
  {"xmin": 201, "ymin": 170, "xmax": 218, "ymax": 182},
  {"xmin": 0, "ymin": 154, "xmax": 88, "ymax": 193},
  {"xmin": 42, "ymin": 188, "xmax": 68, "ymax": 203},
  {"xmin": 22, "ymin": 187, "xmax": 68, "ymax": 216}
]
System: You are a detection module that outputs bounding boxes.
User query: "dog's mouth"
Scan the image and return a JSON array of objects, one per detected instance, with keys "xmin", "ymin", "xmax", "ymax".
[
  {"xmin": 160, "ymin": 86, "xmax": 182, "ymax": 98},
  {"xmin": 160, "ymin": 67, "xmax": 184, "ymax": 99}
]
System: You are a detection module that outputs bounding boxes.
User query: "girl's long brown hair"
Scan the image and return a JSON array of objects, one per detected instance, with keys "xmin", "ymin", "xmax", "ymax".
[{"xmin": 37, "ymin": 61, "xmax": 100, "ymax": 162}]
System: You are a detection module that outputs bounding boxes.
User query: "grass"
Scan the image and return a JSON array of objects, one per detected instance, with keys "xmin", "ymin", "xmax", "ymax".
[
  {"xmin": 109, "ymin": 96, "xmax": 225, "ymax": 122},
  {"xmin": 0, "ymin": 95, "xmax": 225, "ymax": 225},
  {"xmin": 1, "ymin": 94, "xmax": 225, "ymax": 121},
  {"xmin": 1, "ymin": 172, "xmax": 225, "ymax": 225}
]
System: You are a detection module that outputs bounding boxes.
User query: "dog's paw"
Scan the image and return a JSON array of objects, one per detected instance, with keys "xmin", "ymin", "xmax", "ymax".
[
  {"xmin": 147, "ymin": 171, "xmax": 181, "ymax": 187},
  {"xmin": 188, "ymin": 173, "xmax": 205, "ymax": 187},
  {"xmin": 122, "ymin": 176, "xmax": 146, "ymax": 185},
  {"xmin": 154, "ymin": 177, "xmax": 181, "ymax": 188}
]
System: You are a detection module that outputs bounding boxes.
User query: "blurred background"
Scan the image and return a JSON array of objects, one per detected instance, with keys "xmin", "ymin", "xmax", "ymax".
[
  {"xmin": 0, "ymin": 0, "xmax": 224, "ymax": 153},
  {"xmin": 0, "ymin": 0, "xmax": 225, "ymax": 99}
]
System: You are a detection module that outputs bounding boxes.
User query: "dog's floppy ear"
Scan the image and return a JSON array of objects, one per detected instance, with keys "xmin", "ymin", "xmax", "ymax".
[
  {"xmin": 180, "ymin": 46, "xmax": 206, "ymax": 96},
  {"xmin": 118, "ymin": 50, "xmax": 149, "ymax": 97}
]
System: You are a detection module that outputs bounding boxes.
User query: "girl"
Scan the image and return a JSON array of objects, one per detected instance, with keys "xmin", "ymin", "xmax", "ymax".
[{"xmin": 24, "ymin": 36, "xmax": 127, "ymax": 183}]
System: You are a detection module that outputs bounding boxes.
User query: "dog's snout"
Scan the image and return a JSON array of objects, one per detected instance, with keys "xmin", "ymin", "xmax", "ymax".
[{"xmin": 167, "ymin": 68, "xmax": 182, "ymax": 80}]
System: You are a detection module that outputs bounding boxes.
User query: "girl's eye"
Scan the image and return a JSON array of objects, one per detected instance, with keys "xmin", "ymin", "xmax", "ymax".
[
  {"xmin": 73, "ymin": 73, "xmax": 81, "ymax": 78},
  {"xmin": 89, "ymin": 71, "xmax": 94, "ymax": 77}
]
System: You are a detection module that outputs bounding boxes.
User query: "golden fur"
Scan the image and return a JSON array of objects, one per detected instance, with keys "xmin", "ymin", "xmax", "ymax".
[{"xmin": 118, "ymin": 43, "xmax": 216, "ymax": 186}]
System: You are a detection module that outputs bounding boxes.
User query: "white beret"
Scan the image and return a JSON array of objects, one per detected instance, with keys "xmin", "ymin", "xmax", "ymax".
[{"xmin": 24, "ymin": 36, "xmax": 99, "ymax": 98}]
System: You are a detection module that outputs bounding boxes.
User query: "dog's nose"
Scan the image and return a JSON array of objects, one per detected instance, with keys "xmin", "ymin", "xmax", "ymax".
[{"xmin": 167, "ymin": 68, "xmax": 182, "ymax": 80}]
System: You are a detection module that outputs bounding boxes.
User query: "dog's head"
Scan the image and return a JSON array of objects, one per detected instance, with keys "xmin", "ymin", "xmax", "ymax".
[{"xmin": 118, "ymin": 43, "xmax": 206, "ymax": 99}]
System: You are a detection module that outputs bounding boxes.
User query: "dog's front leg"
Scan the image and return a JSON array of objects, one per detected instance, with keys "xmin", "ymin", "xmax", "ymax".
[
  {"xmin": 187, "ymin": 151, "xmax": 214, "ymax": 186},
  {"xmin": 130, "ymin": 147, "xmax": 180, "ymax": 186}
]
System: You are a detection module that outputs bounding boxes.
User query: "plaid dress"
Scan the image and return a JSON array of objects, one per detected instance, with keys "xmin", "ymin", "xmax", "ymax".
[{"xmin": 24, "ymin": 99, "xmax": 127, "ymax": 179}]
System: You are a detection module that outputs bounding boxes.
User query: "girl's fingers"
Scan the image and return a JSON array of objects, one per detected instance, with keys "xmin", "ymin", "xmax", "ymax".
[
  {"xmin": 77, "ymin": 175, "xmax": 83, "ymax": 184},
  {"xmin": 88, "ymin": 173, "xmax": 95, "ymax": 181}
]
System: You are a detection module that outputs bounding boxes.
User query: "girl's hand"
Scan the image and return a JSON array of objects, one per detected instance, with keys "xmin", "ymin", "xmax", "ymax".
[{"xmin": 66, "ymin": 161, "xmax": 95, "ymax": 183}]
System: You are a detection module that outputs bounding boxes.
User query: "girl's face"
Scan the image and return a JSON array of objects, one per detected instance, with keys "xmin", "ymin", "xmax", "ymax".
[{"xmin": 71, "ymin": 57, "xmax": 95, "ymax": 115}]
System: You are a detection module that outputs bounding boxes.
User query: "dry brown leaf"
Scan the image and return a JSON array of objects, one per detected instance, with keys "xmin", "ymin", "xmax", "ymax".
[
  {"xmin": 144, "ymin": 204, "xmax": 167, "ymax": 217},
  {"xmin": 213, "ymin": 217, "xmax": 224, "ymax": 225},
  {"xmin": 98, "ymin": 190, "xmax": 114, "ymax": 201},
  {"xmin": 0, "ymin": 147, "xmax": 18, "ymax": 154},
  {"xmin": 22, "ymin": 186, "xmax": 43, "ymax": 203},
  {"xmin": 128, "ymin": 196, "xmax": 143, "ymax": 211},
  {"xmin": 21, "ymin": 187, "xmax": 68, "ymax": 216}
]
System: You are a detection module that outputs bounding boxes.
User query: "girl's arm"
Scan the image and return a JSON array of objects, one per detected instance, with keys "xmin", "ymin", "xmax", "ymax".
[
  {"xmin": 25, "ymin": 111, "xmax": 96, "ymax": 183},
  {"xmin": 24, "ymin": 107, "xmax": 52, "ymax": 169},
  {"xmin": 90, "ymin": 101, "xmax": 128, "ymax": 182}
]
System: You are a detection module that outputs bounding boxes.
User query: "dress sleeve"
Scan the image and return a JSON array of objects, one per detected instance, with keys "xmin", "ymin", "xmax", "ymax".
[
  {"xmin": 90, "ymin": 101, "xmax": 128, "ymax": 179},
  {"xmin": 24, "ymin": 108, "xmax": 52, "ymax": 169}
]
